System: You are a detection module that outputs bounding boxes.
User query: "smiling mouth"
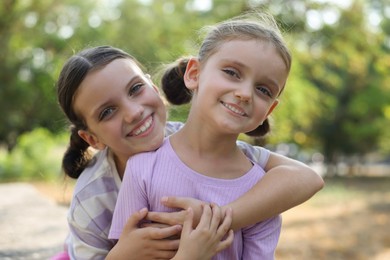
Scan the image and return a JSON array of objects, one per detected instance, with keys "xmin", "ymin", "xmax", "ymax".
[
  {"xmin": 221, "ymin": 101, "xmax": 247, "ymax": 116},
  {"xmin": 130, "ymin": 116, "xmax": 153, "ymax": 136}
]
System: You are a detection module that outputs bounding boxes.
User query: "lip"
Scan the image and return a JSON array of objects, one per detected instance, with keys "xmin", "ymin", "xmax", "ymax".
[
  {"xmin": 220, "ymin": 101, "xmax": 248, "ymax": 117},
  {"xmin": 127, "ymin": 115, "xmax": 154, "ymax": 137}
]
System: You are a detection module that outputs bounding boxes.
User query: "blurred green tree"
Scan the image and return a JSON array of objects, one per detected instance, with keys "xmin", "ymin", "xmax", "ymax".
[
  {"xmin": 294, "ymin": 1, "xmax": 390, "ymax": 165},
  {"xmin": 0, "ymin": 0, "xmax": 103, "ymax": 150},
  {"xmin": 1, "ymin": 0, "xmax": 389, "ymax": 168}
]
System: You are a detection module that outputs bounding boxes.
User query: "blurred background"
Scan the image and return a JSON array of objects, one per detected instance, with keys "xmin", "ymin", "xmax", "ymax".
[{"xmin": 0, "ymin": 0, "xmax": 389, "ymax": 259}]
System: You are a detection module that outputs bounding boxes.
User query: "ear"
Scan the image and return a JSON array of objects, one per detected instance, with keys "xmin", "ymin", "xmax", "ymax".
[
  {"xmin": 184, "ymin": 58, "xmax": 200, "ymax": 90},
  {"xmin": 266, "ymin": 99, "xmax": 279, "ymax": 117},
  {"xmin": 78, "ymin": 130, "xmax": 106, "ymax": 150}
]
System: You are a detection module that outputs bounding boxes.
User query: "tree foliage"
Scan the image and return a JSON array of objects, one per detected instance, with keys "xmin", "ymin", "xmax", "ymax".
[
  {"xmin": 292, "ymin": 1, "xmax": 390, "ymax": 162},
  {"xmin": 0, "ymin": 0, "xmax": 100, "ymax": 150},
  {"xmin": 0, "ymin": 0, "xmax": 389, "ymax": 166},
  {"xmin": 245, "ymin": 0, "xmax": 390, "ymax": 164}
]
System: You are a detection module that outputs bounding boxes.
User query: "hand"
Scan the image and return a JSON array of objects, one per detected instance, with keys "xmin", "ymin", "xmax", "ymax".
[
  {"xmin": 146, "ymin": 197, "xmax": 208, "ymax": 228},
  {"xmin": 106, "ymin": 208, "xmax": 181, "ymax": 260},
  {"xmin": 172, "ymin": 204, "xmax": 234, "ymax": 260},
  {"xmin": 140, "ymin": 222, "xmax": 180, "ymax": 240}
]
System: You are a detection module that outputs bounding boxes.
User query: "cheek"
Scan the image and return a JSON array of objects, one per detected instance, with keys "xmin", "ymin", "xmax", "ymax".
[
  {"xmin": 153, "ymin": 95, "xmax": 167, "ymax": 120},
  {"xmin": 98, "ymin": 126, "xmax": 118, "ymax": 142},
  {"xmin": 153, "ymin": 94, "xmax": 165, "ymax": 110},
  {"xmin": 254, "ymin": 100, "xmax": 273, "ymax": 118}
]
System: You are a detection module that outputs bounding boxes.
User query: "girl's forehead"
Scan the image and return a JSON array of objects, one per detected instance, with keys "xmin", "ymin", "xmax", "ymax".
[
  {"xmin": 220, "ymin": 38, "xmax": 270, "ymax": 51},
  {"xmin": 209, "ymin": 40, "xmax": 275, "ymax": 63},
  {"xmin": 100, "ymin": 58, "xmax": 142, "ymax": 75},
  {"xmin": 80, "ymin": 59, "xmax": 143, "ymax": 90}
]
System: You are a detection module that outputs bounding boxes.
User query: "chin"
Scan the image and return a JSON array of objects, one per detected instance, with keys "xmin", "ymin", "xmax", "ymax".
[{"xmin": 149, "ymin": 135, "xmax": 165, "ymax": 151}]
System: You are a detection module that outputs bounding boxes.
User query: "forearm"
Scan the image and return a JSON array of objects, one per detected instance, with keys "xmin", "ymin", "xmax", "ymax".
[
  {"xmin": 225, "ymin": 161, "xmax": 324, "ymax": 231},
  {"xmin": 155, "ymin": 155, "xmax": 324, "ymax": 231}
]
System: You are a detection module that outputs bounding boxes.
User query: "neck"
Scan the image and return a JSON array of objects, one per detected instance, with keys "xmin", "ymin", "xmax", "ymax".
[
  {"xmin": 170, "ymin": 111, "xmax": 252, "ymax": 179},
  {"xmin": 169, "ymin": 119, "xmax": 252, "ymax": 179},
  {"xmin": 113, "ymin": 153, "xmax": 127, "ymax": 179},
  {"xmin": 172, "ymin": 122, "xmax": 239, "ymax": 157}
]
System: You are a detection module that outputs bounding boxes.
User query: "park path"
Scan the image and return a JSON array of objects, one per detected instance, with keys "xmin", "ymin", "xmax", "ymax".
[{"xmin": 0, "ymin": 183, "xmax": 68, "ymax": 260}]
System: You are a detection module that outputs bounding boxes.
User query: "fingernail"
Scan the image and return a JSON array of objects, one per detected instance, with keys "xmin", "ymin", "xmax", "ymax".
[{"xmin": 161, "ymin": 196, "xmax": 168, "ymax": 203}]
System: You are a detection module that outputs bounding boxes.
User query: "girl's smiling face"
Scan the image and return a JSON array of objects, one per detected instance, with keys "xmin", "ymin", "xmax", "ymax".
[
  {"xmin": 185, "ymin": 39, "xmax": 289, "ymax": 135},
  {"xmin": 73, "ymin": 58, "xmax": 166, "ymax": 164}
]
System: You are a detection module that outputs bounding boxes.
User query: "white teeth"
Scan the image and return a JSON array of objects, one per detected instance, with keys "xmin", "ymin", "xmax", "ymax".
[
  {"xmin": 223, "ymin": 102, "xmax": 246, "ymax": 116},
  {"xmin": 133, "ymin": 117, "xmax": 153, "ymax": 136}
]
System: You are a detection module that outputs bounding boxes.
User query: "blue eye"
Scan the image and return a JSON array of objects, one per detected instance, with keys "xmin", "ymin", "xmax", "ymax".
[
  {"xmin": 257, "ymin": 86, "xmax": 272, "ymax": 98},
  {"xmin": 129, "ymin": 83, "xmax": 144, "ymax": 96},
  {"xmin": 99, "ymin": 107, "xmax": 115, "ymax": 121}
]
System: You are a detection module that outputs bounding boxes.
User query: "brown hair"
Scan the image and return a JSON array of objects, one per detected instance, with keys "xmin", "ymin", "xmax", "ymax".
[{"xmin": 57, "ymin": 46, "xmax": 140, "ymax": 178}]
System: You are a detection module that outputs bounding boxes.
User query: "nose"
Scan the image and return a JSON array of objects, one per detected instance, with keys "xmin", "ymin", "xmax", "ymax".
[
  {"xmin": 234, "ymin": 84, "xmax": 252, "ymax": 103},
  {"xmin": 123, "ymin": 102, "xmax": 144, "ymax": 123}
]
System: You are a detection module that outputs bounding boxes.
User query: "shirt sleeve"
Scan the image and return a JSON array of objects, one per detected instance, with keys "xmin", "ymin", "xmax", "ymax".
[
  {"xmin": 165, "ymin": 121, "xmax": 184, "ymax": 136},
  {"xmin": 236, "ymin": 140, "xmax": 270, "ymax": 168},
  {"xmin": 67, "ymin": 202, "xmax": 115, "ymax": 260},
  {"xmin": 241, "ymin": 215, "xmax": 282, "ymax": 260},
  {"xmin": 108, "ymin": 158, "xmax": 148, "ymax": 239}
]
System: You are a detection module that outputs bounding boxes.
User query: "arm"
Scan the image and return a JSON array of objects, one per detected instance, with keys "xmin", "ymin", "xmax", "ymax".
[
  {"xmin": 67, "ymin": 217, "xmax": 113, "ymax": 259},
  {"xmin": 148, "ymin": 149, "xmax": 323, "ymax": 231},
  {"xmin": 66, "ymin": 192, "xmax": 118, "ymax": 259},
  {"xmin": 225, "ymin": 151, "xmax": 324, "ymax": 230},
  {"xmin": 68, "ymin": 188, "xmax": 181, "ymax": 260}
]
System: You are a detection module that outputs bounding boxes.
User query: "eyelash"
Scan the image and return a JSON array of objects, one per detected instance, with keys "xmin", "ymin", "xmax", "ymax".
[
  {"xmin": 223, "ymin": 68, "xmax": 273, "ymax": 98},
  {"xmin": 129, "ymin": 83, "xmax": 144, "ymax": 96},
  {"xmin": 222, "ymin": 68, "xmax": 239, "ymax": 79},
  {"xmin": 98, "ymin": 82, "xmax": 145, "ymax": 121},
  {"xmin": 99, "ymin": 107, "xmax": 115, "ymax": 121},
  {"xmin": 257, "ymin": 86, "xmax": 273, "ymax": 98}
]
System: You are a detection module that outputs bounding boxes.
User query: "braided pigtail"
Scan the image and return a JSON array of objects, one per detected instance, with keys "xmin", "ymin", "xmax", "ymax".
[{"xmin": 62, "ymin": 126, "xmax": 92, "ymax": 179}]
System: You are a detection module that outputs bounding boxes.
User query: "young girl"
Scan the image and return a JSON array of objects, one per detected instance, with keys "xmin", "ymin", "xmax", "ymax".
[
  {"xmin": 109, "ymin": 12, "xmax": 302, "ymax": 259},
  {"xmin": 56, "ymin": 44, "xmax": 323, "ymax": 259}
]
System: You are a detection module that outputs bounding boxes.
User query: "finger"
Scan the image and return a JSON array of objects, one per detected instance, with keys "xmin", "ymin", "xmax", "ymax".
[
  {"xmin": 215, "ymin": 229, "xmax": 234, "ymax": 253},
  {"xmin": 197, "ymin": 204, "xmax": 212, "ymax": 229},
  {"xmin": 216, "ymin": 207, "xmax": 232, "ymax": 238},
  {"xmin": 141, "ymin": 222, "xmax": 171, "ymax": 229},
  {"xmin": 152, "ymin": 249, "xmax": 177, "ymax": 259},
  {"xmin": 140, "ymin": 241, "xmax": 178, "ymax": 259},
  {"xmin": 122, "ymin": 208, "xmax": 148, "ymax": 233},
  {"xmin": 181, "ymin": 208, "xmax": 194, "ymax": 236},
  {"xmin": 144, "ymin": 225, "xmax": 183, "ymax": 240},
  {"xmin": 150, "ymin": 238, "xmax": 181, "ymax": 251},
  {"xmin": 146, "ymin": 211, "xmax": 187, "ymax": 226},
  {"xmin": 209, "ymin": 203, "xmax": 222, "ymax": 232},
  {"xmin": 149, "ymin": 247, "xmax": 178, "ymax": 259},
  {"xmin": 161, "ymin": 196, "xmax": 207, "ymax": 210}
]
